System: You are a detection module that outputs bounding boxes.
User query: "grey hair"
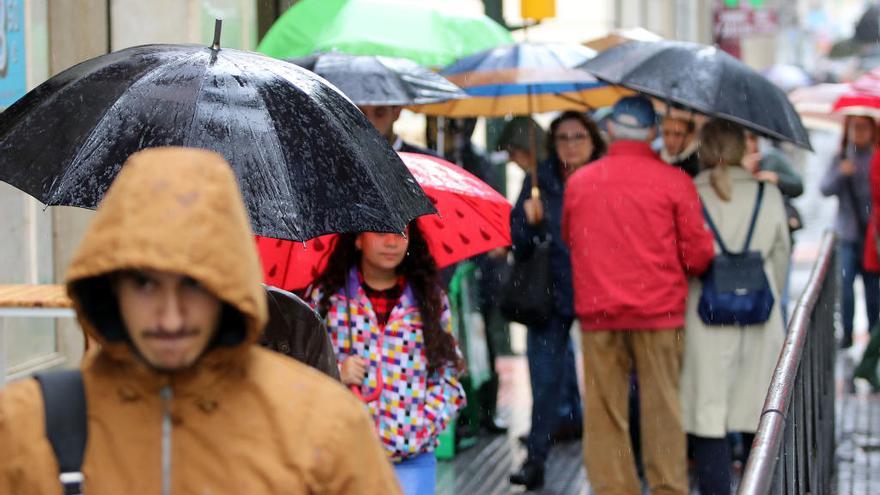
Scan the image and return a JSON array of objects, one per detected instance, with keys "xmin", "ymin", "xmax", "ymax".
[{"xmin": 610, "ymin": 121, "xmax": 653, "ymax": 142}]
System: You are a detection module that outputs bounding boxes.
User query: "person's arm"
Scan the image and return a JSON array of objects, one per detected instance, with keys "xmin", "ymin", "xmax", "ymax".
[
  {"xmin": 766, "ymin": 188, "xmax": 792, "ymax": 301},
  {"xmin": 562, "ymin": 182, "xmax": 572, "ymax": 248},
  {"xmin": 303, "ymin": 318, "xmax": 342, "ymax": 381},
  {"xmin": 870, "ymin": 150, "xmax": 880, "ymax": 234},
  {"xmin": 675, "ymin": 180, "xmax": 715, "ymax": 276},
  {"xmin": 0, "ymin": 380, "xmax": 60, "ymax": 494},
  {"xmin": 420, "ymin": 295, "xmax": 466, "ymax": 442},
  {"xmin": 819, "ymin": 156, "xmax": 846, "ymax": 197},
  {"xmin": 510, "ymin": 176, "xmax": 540, "ymax": 259},
  {"xmin": 761, "ymin": 152, "xmax": 804, "ymax": 198}
]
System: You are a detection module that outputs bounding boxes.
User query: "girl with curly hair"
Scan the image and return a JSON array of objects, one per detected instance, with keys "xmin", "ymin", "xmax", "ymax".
[{"xmin": 307, "ymin": 222, "xmax": 465, "ymax": 495}]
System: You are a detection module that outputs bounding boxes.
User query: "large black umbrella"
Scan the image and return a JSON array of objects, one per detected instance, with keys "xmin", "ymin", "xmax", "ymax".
[
  {"xmin": 290, "ymin": 52, "xmax": 466, "ymax": 106},
  {"xmin": 578, "ymin": 41, "xmax": 812, "ymax": 150},
  {"xmin": 0, "ymin": 34, "xmax": 435, "ymax": 241}
]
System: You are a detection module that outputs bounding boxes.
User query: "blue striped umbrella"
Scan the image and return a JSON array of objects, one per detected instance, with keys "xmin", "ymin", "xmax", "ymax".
[{"xmin": 416, "ymin": 42, "xmax": 628, "ymax": 117}]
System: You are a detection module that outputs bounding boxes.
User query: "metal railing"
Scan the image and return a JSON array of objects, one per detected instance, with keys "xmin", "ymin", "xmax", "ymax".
[{"xmin": 739, "ymin": 231, "xmax": 838, "ymax": 494}]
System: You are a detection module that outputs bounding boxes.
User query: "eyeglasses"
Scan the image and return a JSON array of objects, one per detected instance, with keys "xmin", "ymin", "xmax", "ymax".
[{"xmin": 555, "ymin": 132, "xmax": 589, "ymax": 144}]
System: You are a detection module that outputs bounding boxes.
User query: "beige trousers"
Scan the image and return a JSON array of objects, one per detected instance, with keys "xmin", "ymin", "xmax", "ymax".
[{"xmin": 581, "ymin": 329, "xmax": 687, "ymax": 495}]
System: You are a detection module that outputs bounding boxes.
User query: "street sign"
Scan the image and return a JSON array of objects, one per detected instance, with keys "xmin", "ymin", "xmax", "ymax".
[
  {"xmin": 521, "ymin": 0, "xmax": 555, "ymax": 21},
  {"xmin": 714, "ymin": 5, "xmax": 779, "ymax": 40}
]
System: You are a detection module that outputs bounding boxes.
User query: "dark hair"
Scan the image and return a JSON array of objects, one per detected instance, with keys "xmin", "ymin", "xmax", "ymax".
[
  {"xmin": 663, "ymin": 115, "xmax": 696, "ymax": 133},
  {"xmin": 313, "ymin": 223, "xmax": 462, "ymax": 373},
  {"xmin": 547, "ymin": 111, "xmax": 607, "ymax": 169},
  {"xmin": 839, "ymin": 114, "xmax": 879, "ymax": 154}
]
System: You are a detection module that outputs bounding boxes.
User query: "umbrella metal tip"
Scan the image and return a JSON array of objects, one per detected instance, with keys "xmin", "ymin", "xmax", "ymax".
[{"xmin": 211, "ymin": 19, "xmax": 223, "ymax": 51}]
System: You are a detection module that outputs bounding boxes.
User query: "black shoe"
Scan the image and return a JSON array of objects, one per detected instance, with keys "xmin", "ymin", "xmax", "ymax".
[
  {"xmin": 509, "ymin": 461, "xmax": 544, "ymax": 490},
  {"xmin": 482, "ymin": 416, "xmax": 509, "ymax": 434},
  {"xmin": 552, "ymin": 421, "xmax": 583, "ymax": 443}
]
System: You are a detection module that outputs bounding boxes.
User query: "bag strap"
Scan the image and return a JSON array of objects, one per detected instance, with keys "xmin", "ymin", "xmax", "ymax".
[
  {"xmin": 742, "ymin": 182, "xmax": 765, "ymax": 251},
  {"xmin": 701, "ymin": 182, "xmax": 765, "ymax": 255},
  {"xmin": 35, "ymin": 369, "xmax": 87, "ymax": 494}
]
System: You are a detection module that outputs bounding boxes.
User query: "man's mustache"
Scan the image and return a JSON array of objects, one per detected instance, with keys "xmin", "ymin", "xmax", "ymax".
[{"xmin": 140, "ymin": 329, "xmax": 200, "ymax": 339}]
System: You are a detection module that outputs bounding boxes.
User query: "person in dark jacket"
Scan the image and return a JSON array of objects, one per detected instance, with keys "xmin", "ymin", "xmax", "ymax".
[
  {"xmin": 441, "ymin": 118, "xmax": 510, "ymax": 434},
  {"xmin": 261, "ymin": 285, "xmax": 340, "ymax": 380},
  {"xmin": 508, "ymin": 111, "xmax": 606, "ymax": 490},
  {"xmin": 743, "ymin": 132, "xmax": 805, "ymax": 321},
  {"xmin": 820, "ymin": 114, "xmax": 879, "ymax": 349},
  {"xmin": 659, "ymin": 115, "xmax": 700, "ymax": 177}
]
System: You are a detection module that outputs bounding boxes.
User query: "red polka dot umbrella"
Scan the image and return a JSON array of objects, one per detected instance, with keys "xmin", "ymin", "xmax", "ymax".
[{"xmin": 256, "ymin": 152, "xmax": 512, "ymax": 291}]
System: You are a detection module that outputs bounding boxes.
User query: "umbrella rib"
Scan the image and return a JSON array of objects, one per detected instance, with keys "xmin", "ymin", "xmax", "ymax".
[
  {"xmin": 47, "ymin": 52, "xmax": 195, "ymax": 204},
  {"xmin": 261, "ymin": 60, "xmax": 414, "ymax": 235},
  {"xmin": 225, "ymin": 51, "xmax": 306, "ymax": 241}
]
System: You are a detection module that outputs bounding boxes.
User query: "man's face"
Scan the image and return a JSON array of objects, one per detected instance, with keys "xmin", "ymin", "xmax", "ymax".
[
  {"xmin": 661, "ymin": 118, "xmax": 694, "ymax": 156},
  {"xmin": 358, "ymin": 105, "xmax": 402, "ymax": 140},
  {"xmin": 114, "ymin": 269, "xmax": 222, "ymax": 372}
]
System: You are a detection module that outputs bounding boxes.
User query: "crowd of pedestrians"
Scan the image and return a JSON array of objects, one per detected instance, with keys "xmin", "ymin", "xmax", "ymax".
[
  {"xmin": 502, "ymin": 96, "xmax": 806, "ymax": 495},
  {"xmin": 21, "ymin": 52, "xmax": 880, "ymax": 495}
]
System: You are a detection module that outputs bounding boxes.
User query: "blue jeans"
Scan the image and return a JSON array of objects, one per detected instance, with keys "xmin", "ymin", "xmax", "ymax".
[
  {"xmin": 526, "ymin": 316, "xmax": 582, "ymax": 464},
  {"xmin": 840, "ymin": 240, "xmax": 880, "ymax": 339},
  {"xmin": 394, "ymin": 452, "xmax": 436, "ymax": 495}
]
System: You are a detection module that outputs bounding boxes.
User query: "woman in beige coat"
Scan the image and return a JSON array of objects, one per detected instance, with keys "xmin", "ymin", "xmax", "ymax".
[{"xmin": 680, "ymin": 120, "xmax": 790, "ymax": 495}]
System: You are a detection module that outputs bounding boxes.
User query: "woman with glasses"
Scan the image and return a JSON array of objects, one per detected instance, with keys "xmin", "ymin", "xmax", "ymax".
[{"xmin": 509, "ymin": 111, "xmax": 606, "ymax": 490}]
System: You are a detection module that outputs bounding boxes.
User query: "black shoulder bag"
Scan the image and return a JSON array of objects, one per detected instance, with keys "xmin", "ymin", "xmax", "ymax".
[
  {"xmin": 499, "ymin": 222, "xmax": 554, "ymax": 327},
  {"xmin": 698, "ymin": 183, "xmax": 775, "ymax": 326},
  {"xmin": 34, "ymin": 369, "xmax": 87, "ymax": 495}
]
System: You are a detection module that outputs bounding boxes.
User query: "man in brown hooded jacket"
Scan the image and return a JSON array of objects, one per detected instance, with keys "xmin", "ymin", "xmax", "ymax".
[{"xmin": 0, "ymin": 147, "xmax": 400, "ymax": 494}]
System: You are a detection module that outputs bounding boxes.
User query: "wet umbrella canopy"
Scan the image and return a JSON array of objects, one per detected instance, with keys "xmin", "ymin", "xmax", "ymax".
[
  {"xmin": 257, "ymin": 0, "xmax": 513, "ymax": 68},
  {"xmin": 579, "ymin": 41, "xmax": 812, "ymax": 150},
  {"xmin": 290, "ymin": 52, "xmax": 466, "ymax": 106},
  {"xmin": 0, "ymin": 40, "xmax": 435, "ymax": 241},
  {"xmin": 257, "ymin": 152, "xmax": 512, "ymax": 291}
]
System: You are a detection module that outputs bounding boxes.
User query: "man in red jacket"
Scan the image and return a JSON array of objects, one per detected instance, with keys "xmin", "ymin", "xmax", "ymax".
[{"xmin": 562, "ymin": 96, "xmax": 714, "ymax": 495}]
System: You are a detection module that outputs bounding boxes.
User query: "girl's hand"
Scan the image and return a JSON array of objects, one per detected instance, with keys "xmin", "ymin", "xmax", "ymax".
[
  {"xmin": 840, "ymin": 159, "xmax": 856, "ymax": 177},
  {"xmin": 341, "ymin": 356, "xmax": 367, "ymax": 386}
]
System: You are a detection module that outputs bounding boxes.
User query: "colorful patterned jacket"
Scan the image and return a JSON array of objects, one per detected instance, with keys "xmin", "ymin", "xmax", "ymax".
[{"xmin": 308, "ymin": 268, "xmax": 466, "ymax": 461}]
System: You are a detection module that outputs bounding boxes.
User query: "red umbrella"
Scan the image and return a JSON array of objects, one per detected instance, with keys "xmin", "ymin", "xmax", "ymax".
[
  {"xmin": 789, "ymin": 83, "xmax": 847, "ymax": 130},
  {"xmin": 833, "ymin": 69, "xmax": 880, "ymax": 118},
  {"xmin": 256, "ymin": 152, "xmax": 512, "ymax": 291}
]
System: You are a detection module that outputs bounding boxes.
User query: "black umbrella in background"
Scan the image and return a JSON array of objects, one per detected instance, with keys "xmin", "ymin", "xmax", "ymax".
[
  {"xmin": 579, "ymin": 40, "xmax": 812, "ymax": 150},
  {"xmin": 290, "ymin": 52, "xmax": 466, "ymax": 106},
  {"xmin": 0, "ymin": 22, "xmax": 435, "ymax": 241}
]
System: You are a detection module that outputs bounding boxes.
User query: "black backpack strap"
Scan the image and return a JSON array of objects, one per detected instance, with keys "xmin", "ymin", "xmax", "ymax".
[
  {"xmin": 742, "ymin": 182, "xmax": 765, "ymax": 252},
  {"xmin": 701, "ymin": 182, "xmax": 765, "ymax": 255},
  {"xmin": 35, "ymin": 369, "xmax": 87, "ymax": 495}
]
